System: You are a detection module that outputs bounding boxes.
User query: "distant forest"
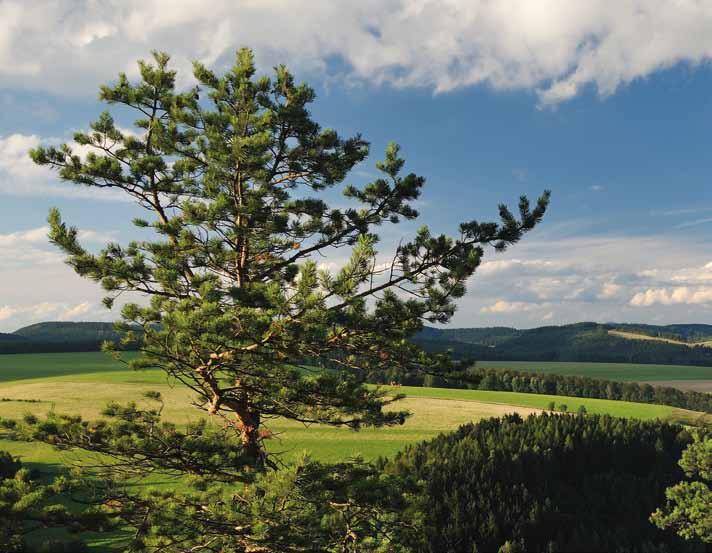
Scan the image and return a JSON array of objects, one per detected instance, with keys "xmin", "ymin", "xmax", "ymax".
[
  {"xmin": 416, "ymin": 322, "xmax": 712, "ymax": 366},
  {"xmin": 3, "ymin": 322, "xmax": 712, "ymax": 369},
  {"xmin": 0, "ymin": 322, "xmax": 132, "ymax": 354}
]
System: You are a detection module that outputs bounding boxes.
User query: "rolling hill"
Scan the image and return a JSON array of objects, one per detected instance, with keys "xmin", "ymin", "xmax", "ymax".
[
  {"xmin": 3, "ymin": 320, "xmax": 712, "ymax": 367},
  {"xmin": 0, "ymin": 322, "xmax": 131, "ymax": 354},
  {"xmin": 416, "ymin": 322, "xmax": 712, "ymax": 366}
]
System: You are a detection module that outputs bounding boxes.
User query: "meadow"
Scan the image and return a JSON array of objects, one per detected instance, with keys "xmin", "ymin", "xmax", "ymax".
[{"xmin": 0, "ymin": 352, "xmax": 709, "ymax": 468}]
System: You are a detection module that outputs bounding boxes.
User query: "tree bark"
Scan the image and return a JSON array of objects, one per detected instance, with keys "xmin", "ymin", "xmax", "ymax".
[{"xmin": 229, "ymin": 400, "xmax": 263, "ymax": 464}]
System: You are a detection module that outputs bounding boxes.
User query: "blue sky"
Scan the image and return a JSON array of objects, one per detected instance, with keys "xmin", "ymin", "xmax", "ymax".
[{"xmin": 1, "ymin": 1, "xmax": 712, "ymax": 331}]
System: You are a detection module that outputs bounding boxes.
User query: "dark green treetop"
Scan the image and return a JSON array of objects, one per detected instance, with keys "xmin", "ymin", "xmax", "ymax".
[{"xmin": 31, "ymin": 48, "xmax": 549, "ymax": 464}]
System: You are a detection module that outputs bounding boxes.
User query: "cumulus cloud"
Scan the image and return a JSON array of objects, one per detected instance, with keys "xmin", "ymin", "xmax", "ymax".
[
  {"xmin": 630, "ymin": 287, "xmax": 712, "ymax": 307},
  {"xmin": 443, "ymin": 232, "xmax": 712, "ymax": 327},
  {"xmin": 598, "ymin": 282, "xmax": 623, "ymax": 299},
  {"xmin": 0, "ymin": 226, "xmax": 115, "ymax": 248},
  {"xmin": 480, "ymin": 300, "xmax": 542, "ymax": 314},
  {"xmin": 0, "ymin": 133, "xmax": 130, "ymax": 199},
  {"xmin": 1, "ymin": 1, "xmax": 712, "ymax": 105},
  {"xmin": 0, "ymin": 301, "xmax": 101, "ymax": 325},
  {"xmin": 0, "ymin": 224, "xmax": 125, "ymax": 331}
]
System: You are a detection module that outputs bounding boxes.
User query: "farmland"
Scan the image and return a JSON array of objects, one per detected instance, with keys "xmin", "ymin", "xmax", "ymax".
[
  {"xmin": 478, "ymin": 359, "xmax": 712, "ymax": 384},
  {"xmin": 0, "ymin": 352, "xmax": 709, "ymax": 469}
]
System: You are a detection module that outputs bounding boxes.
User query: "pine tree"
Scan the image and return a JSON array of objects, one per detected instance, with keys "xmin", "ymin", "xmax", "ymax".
[
  {"xmin": 23, "ymin": 49, "xmax": 548, "ymax": 550},
  {"xmin": 0, "ymin": 448, "xmax": 108, "ymax": 551},
  {"xmin": 651, "ymin": 433, "xmax": 712, "ymax": 543},
  {"xmin": 31, "ymin": 49, "xmax": 548, "ymax": 464}
]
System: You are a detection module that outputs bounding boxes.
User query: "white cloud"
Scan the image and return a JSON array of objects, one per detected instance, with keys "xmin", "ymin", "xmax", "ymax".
[
  {"xmin": 477, "ymin": 258, "xmax": 563, "ymax": 276},
  {"xmin": 0, "ymin": 226, "xmax": 116, "ymax": 248},
  {"xmin": 1, "ymin": 1, "xmax": 712, "ymax": 105},
  {"xmin": 0, "ymin": 301, "xmax": 104, "ymax": 328},
  {"xmin": 0, "ymin": 134, "xmax": 130, "ymax": 199},
  {"xmin": 0, "ymin": 223, "xmax": 128, "ymax": 331},
  {"xmin": 480, "ymin": 300, "xmax": 542, "ymax": 314},
  {"xmin": 598, "ymin": 282, "xmax": 623, "ymax": 299},
  {"xmin": 676, "ymin": 217, "xmax": 712, "ymax": 229},
  {"xmin": 444, "ymin": 231, "xmax": 712, "ymax": 327},
  {"xmin": 590, "ymin": 185, "xmax": 604, "ymax": 192},
  {"xmin": 0, "ymin": 227, "xmax": 50, "ymax": 247},
  {"xmin": 630, "ymin": 286, "xmax": 712, "ymax": 307}
]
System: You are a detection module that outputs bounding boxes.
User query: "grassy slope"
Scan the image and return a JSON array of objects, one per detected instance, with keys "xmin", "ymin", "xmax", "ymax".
[
  {"xmin": 0, "ymin": 351, "xmax": 139, "ymax": 382},
  {"xmin": 1, "ymin": 366, "xmax": 707, "ymax": 465},
  {"xmin": 0, "ymin": 352, "xmax": 708, "ymax": 467},
  {"xmin": 479, "ymin": 359, "xmax": 712, "ymax": 381}
]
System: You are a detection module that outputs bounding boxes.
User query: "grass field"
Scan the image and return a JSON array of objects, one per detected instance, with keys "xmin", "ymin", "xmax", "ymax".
[
  {"xmin": 0, "ymin": 351, "xmax": 138, "ymax": 382},
  {"xmin": 478, "ymin": 359, "xmax": 712, "ymax": 382},
  {"xmin": 0, "ymin": 353, "xmax": 708, "ymax": 466},
  {"xmin": 3, "ymin": 351, "xmax": 712, "ymax": 385}
]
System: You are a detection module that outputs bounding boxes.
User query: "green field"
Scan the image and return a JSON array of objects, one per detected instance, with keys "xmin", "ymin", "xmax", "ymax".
[
  {"xmin": 1, "ymin": 352, "xmax": 709, "ymax": 466},
  {"xmin": 479, "ymin": 359, "xmax": 712, "ymax": 382},
  {"xmin": 3, "ymin": 352, "xmax": 712, "ymax": 384},
  {"xmin": 0, "ymin": 351, "xmax": 139, "ymax": 382}
]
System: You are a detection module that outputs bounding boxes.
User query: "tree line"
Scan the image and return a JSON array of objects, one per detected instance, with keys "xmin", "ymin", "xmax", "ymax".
[{"xmin": 369, "ymin": 365, "xmax": 712, "ymax": 414}]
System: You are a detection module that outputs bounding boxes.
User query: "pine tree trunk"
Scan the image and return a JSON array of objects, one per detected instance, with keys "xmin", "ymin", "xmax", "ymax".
[{"xmin": 232, "ymin": 403, "xmax": 263, "ymax": 464}]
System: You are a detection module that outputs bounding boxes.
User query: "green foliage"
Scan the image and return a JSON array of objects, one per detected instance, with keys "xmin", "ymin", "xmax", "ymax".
[
  {"xmin": 476, "ymin": 360, "xmax": 712, "ymax": 382},
  {"xmin": 614, "ymin": 323, "xmax": 712, "ymax": 343},
  {"xmin": 385, "ymin": 414, "xmax": 702, "ymax": 552},
  {"xmin": 0, "ymin": 450, "xmax": 108, "ymax": 552},
  {"xmin": 13, "ymin": 403, "xmax": 411, "ymax": 552},
  {"xmin": 652, "ymin": 434, "xmax": 712, "ymax": 543}
]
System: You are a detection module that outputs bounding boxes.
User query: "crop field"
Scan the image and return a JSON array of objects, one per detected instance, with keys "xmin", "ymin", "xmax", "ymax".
[
  {"xmin": 0, "ymin": 352, "xmax": 708, "ymax": 466},
  {"xmin": 478, "ymin": 359, "xmax": 712, "ymax": 384}
]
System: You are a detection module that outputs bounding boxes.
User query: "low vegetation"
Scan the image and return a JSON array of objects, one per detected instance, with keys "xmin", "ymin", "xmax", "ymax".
[{"xmin": 477, "ymin": 359, "xmax": 712, "ymax": 382}]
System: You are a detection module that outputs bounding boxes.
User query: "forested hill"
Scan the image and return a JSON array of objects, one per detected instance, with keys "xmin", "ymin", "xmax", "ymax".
[
  {"xmin": 0, "ymin": 322, "xmax": 128, "ymax": 354},
  {"xmin": 3, "ymin": 321, "xmax": 712, "ymax": 366},
  {"xmin": 415, "ymin": 322, "xmax": 712, "ymax": 366}
]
